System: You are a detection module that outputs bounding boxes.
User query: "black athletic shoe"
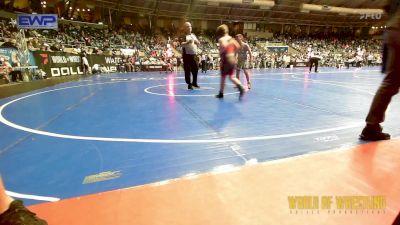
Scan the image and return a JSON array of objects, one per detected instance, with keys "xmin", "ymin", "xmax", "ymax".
[
  {"xmin": 188, "ymin": 84, "xmax": 193, "ymax": 90},
  {"xmin": 215, "ymin": 92, "xmax": 224, "ymax": 99},
  {"xmin": 238, "ymin": 85, "xmax": 245, "ymax": 100},
  {"xmin": 359, "ymin": 124, "xmax": 391, "ymax": 141},
  {"xmin": 0, "ymin": 200, "xmax": 48, "ymax": 225},
  {"xmin": 192, "ymin": 84, "xmax": 200, "ymax": 88}
]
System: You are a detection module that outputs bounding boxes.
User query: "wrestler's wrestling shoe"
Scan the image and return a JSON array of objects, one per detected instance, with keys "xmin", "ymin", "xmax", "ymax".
[{"xmin": 215, "ymin": 92, "xmax": 224, "ymax": 99}]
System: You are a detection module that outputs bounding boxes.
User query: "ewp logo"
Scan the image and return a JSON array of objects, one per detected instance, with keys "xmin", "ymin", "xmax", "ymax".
[{"xmin": 17, "ymin": 14, "xmax": 58, "ymax": 30}]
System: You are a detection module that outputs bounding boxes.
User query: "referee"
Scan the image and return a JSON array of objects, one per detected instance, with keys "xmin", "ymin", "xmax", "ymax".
[
  {"xmin": 181, "ymin": 22, "xmax": 200, "ymax": 90},
  {"xmin": 309, "ymin": 48, "xmax": 321, "ymax": 73},
  {"xmin": 360, "ymin": 0, "xmax": 400, "ymax": 141}
]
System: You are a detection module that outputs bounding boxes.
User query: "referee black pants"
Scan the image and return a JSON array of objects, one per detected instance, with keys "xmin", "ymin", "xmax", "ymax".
[
  {"xmin": 365, "ymin": 30, "xmax": 400, "ymax": 126},
  {"xmin": 393, "ymin": 212, "xmax": 400, "ymax": 225},
  {"xmin": 183, "ymin": 54, "xmax": 198, "ymax": 86},
  {"xmin": 309, "ymin": 58, "xmax": 319, "ymax": 72}
]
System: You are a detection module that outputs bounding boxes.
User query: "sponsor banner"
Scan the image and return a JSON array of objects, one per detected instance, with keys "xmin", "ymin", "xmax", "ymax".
[
  {"xmin": 142, "ymin": 65, "xmax": 166, "ymax": 71},
  {"xmin": 267, "ymin": 46, "xmax": 289, "ymax": 53},
  {"xmin": 92, "ymin": 55, "xmax": 121, "ymax": 73},
  {"xmin": 32, "ymin": 51, "xmax": 78, "ymax": 77},
  {"xmin": 17, "ymin": 14, "xmax": 58, "ymax": 30},
  {"xmin": 32, "ymin": 51, "xmax": 122, "ymax": 77},
  {"xmin": 293, "ymin": 61, "xmax": 309, "ymax": 67},
  {"xmin": 102, "ymin": 56, "xmax": 122, "ymax": 71},
  {"xmin": 33, "ymin": 51, "xmax": 172, "ymax": 76}
]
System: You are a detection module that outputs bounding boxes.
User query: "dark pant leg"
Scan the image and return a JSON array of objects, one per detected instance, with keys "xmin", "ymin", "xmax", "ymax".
[
  {"xmin": 393, "ymin": 212, "xmax": 400, "ymax": 225},
  {"xmin": 84, "ymin": 65, "xmax": 89, "ymax": 75},
  {"xmin": 366, "ymin": 30, "xmax": 400, "ymax": 125},
  {"xmin": 0, "ymin": 200, "xmax": 48, "ymax": 225},
  {"xmin": 189, "ymin": 55, "xmax": 199, "ymax": 85},
  {"xmin": 183, "ymin": 55, "xmax": 191, "ymax": 85},
  {"xmin": 382, "ymin": 32, "xmax": 389, "ymax": 74},
  {"xmin": 10, "ymin": 71, "xmax": 17, "ymax": 82},
  {"xmin": 309, "ymin": 58, "xmax": 317, "ymax": 72},
  {"xmin": 382, "ymin": 44, "xmax": 388, "ymax": 73},
  {"xmin": 314, "ymin": 59, "xmax": 318, "ymax": 72}
]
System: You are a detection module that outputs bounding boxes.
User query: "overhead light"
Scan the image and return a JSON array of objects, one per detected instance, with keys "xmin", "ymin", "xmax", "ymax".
[
  {"xmin": 77, "ymin": 8, "xmax": 80, "ymax": 11},
  {"xmin": 87, "ymin": 9, "xmax": 90, "ymax": 11},
  {"xmin": 207, "ymin": 2, "xmax": 219, "ymax": 6},
  {"xmin": 71, "ymin": 17, "xmax": 74, "ymax": 20},
  {"xmin": 43, "ymin": 5, "xmax": 46, "ymax": 8},
  {"xmin": 98, "ymin": 22, "xmax": 103, "ymax": 25},
  {"xmin": 322, "ymin": 5, "xmax": 331, "ymax": 10},
  {"xmin": 200, "ymin": 0, "xmax": 274, "ymax": 7},
  {"xmin": 301, "ymin": 3, "xmax": 384, "ymax": 15},
  {"xmin": 69, "ymin": 6, "xmax": 72, "ymax": 9},
  {"xmin": 260, "ymin": 5, "xmax": 271, "ymax": 9},
  {"xmin": 82, "ymin": 9, "xmax": 85, "ymax": 11},
  {"xmin": 61, "ymin": 17, "xmax": 64, "ymax": 19}
]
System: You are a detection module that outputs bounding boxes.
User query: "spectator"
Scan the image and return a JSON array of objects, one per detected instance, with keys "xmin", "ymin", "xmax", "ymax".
[{"xmin": 0, "ymin": 57, "xmax": 12, "ymax": 83}]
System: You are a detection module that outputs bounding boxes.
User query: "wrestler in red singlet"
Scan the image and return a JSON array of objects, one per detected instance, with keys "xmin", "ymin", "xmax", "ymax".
[{"xmin": 215, "ymin": 24, "xmax": 245, "ymax": 100}]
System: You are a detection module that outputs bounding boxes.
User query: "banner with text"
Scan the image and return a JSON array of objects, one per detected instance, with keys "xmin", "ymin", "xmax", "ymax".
[{"xmin": 32, "ymin": 51, "xmax": 122, "ymax": 77}]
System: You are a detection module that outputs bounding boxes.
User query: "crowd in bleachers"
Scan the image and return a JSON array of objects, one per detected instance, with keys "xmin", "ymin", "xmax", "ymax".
[
  {"xmin": 244, "ymin": 36, "xmax": 383, "ymax": 69},
  {"xmin": 1, "ymin": 13, "xmax": 384, "ymax": 83}
]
